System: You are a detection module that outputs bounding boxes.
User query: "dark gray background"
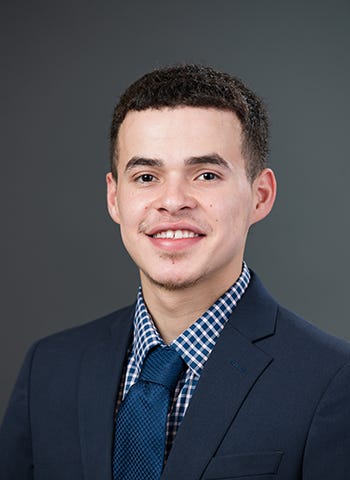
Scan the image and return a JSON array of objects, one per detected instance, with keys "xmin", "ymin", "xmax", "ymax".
[{"xmin": 1, "ymin": 0, "xmax": 349, "ymax": 421}]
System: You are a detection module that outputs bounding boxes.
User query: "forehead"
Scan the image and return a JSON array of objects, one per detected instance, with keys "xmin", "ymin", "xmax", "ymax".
[{"xmin": 117, "ymin": 107, "xmax": 243, "ymax": 162}]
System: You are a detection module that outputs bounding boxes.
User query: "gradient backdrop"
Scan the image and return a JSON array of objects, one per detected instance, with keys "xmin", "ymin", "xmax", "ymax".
[{"xmin": 1, "ymin": 0, "xmax": 349, "ymax": 420}]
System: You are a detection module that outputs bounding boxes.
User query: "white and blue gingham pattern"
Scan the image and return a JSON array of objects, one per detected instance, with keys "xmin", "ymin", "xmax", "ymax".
[{"xmin": 121, "ymin": 262, "xmax": 250, "ymax": 455}]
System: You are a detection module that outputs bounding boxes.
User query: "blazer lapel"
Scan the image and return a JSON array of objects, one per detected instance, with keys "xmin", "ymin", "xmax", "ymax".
[
  {"xmin": 78, "ymin": 307, "xmax": 134, "ymax": 480},
  {"xmin": 162, "ymin": 272, "xmax": 278, "ymax": 480}
]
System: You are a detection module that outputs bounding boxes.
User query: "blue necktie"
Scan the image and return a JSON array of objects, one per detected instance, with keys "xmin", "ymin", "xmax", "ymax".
[{"xmin": 112, "ymin": 345, "xmax": 185, "ymax": 480}]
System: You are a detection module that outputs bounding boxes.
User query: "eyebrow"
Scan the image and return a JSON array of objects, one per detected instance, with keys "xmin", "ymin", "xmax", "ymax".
[
  {"xmin": 124, "ymin": 157, "xmax": 163, "ymax": 172},
  {"xmin": 124, "ymin": 153, "xmax": 230, "ymax": 172},
  {"xmin": 184, "ymin": 154, "xmax": 230, "ymax": 169}
]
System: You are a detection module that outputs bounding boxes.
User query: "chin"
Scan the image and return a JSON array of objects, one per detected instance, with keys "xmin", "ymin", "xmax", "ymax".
[{"xmin": 142, "ymin": 270, "xmax": 200, "ymax": 291}]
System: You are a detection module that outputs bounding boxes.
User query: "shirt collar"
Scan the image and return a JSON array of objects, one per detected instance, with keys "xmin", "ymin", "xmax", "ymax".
[{"xmin": 132, "ymin": 262, "xmax": 250, "ymax": 377}]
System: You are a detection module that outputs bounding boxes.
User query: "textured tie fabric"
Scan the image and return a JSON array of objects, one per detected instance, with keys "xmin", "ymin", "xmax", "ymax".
[{"xmin": 112, "ymin": 345, "xmax": 186, "ymax": 480}]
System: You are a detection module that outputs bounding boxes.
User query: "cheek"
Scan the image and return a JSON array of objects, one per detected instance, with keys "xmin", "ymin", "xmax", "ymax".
[
  {"xmin": 213, "ymin": 199, "xmax": 252, "ymax": 233},
  {"xmin": 117, "ymin": 196, "xmax": 150, "ymax": 238},
  {"xmin": 117, "ymin": 191, "xmax": 140, "ymax": 219},
  {"xmin": 213, "ymin": 200, "xmax": 237, "ymax": 222}
]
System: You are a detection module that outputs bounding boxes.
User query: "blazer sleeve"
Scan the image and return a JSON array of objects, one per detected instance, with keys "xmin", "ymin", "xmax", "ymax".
[
  {"xmin": 0, "ymin": 342, "xmax": 38, "ymax": 479},
  {"xmin": 303, "ymin": 361, "xmax": 350, "ymax": 478}
]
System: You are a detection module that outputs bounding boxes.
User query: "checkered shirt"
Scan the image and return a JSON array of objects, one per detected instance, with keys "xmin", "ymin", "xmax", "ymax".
[{"xmin": 120, "ymin": 262, "xmax": 250, "ymax": 457}]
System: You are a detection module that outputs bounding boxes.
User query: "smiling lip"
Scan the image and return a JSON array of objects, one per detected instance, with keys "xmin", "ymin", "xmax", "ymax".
[
  {"xmin": 145, "ymin": 223, "xmax": 205, "ymax": 250},
  {"xmin": 153, "ymin": 229, "xmax": 200, "ymax": 239},
  {"xmin": 146, "ymin": 222, "xmax": 205, "ymax": 238}
]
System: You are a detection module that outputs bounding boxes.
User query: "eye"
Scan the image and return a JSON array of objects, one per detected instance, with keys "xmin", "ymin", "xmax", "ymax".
[
  {"xmin": 197, "ymin": 172, "xmax": 219, "ymax": 181},
  {"xmin": 135, "ymin": 174, "xmax": 156, "ymax": 183}
]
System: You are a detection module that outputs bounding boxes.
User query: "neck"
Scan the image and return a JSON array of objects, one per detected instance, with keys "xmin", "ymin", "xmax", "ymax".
[{"xmin": 140, "ymin": 272, "xmax": 241, "ymax": 344}]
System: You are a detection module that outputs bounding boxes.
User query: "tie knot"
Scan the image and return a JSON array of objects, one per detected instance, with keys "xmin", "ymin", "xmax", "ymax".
[{"xmin": 140, "ymin": 345, "xmax": 185, "ymax": 392}]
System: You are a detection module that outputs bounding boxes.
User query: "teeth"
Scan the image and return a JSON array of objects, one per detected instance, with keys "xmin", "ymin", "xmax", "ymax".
[{"xmin": 153, "ymin": 229, "xmax": 199, "ymax": 239}]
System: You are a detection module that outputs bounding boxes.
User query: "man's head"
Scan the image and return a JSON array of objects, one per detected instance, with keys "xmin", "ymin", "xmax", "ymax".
[
  {"xmin": 110, "ymin": 64, "xmax": 269, "ymax": 183},
  {"xmin": 107, "ymin": 65, "xmax": 276, "ymax": 297}
]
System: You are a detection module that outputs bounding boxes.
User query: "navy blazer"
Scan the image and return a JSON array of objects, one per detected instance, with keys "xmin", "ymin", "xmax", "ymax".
[{"xmin": 1, "ymin": 272, "xmax": 350, "ymax": 479}]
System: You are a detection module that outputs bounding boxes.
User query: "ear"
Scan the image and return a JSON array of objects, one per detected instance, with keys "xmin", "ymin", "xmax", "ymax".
[
  {"xmin": 106, "ymin": 172, "xmax": 120, "ymax": 224},
  {"xmin": 250, "ymin": 168, "xmax": 277, "ymax": 226}
]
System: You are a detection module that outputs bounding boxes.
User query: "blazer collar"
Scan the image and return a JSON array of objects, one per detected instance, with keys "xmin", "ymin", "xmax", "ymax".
[
  {"xmin": 162, "ymin": 271, "xmax": 278, "ymax": 480},
  {"xmin": 229, "ymin": 270, "xmax": 278, "ymax": 342}
]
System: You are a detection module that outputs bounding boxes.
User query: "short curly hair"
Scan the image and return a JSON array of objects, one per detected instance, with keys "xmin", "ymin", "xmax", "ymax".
[{"xmin": 110, "ymin": 64, "xmax": 269, "ymax": 182}]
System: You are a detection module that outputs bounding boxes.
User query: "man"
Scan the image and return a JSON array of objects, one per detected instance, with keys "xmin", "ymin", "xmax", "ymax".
[{"xmin": 1, "ymin": 64, "xmax": 350, "ymax": 479}]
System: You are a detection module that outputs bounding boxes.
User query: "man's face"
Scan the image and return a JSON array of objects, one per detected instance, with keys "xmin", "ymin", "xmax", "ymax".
[{"xmin": 107, "ymin": 107, "xmax": 274, "ymax": 293}]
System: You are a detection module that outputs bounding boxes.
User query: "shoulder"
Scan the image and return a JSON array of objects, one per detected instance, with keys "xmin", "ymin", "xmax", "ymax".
[
  {"xmin": 276, "ymin": 304, "xmax": 350, "ymax": 363},
  {"xmin": 246, "ymin": 270, "xmax": 350, "ymax": 367},
  {"xmin": 28, "ymin": 304, "xmax": 135, "ymax": 363}
]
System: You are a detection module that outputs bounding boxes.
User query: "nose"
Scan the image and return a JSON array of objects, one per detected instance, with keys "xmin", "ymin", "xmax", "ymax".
[{"xmin": 155, "ymin": 177, "xmax": 197, "ymax": 215}]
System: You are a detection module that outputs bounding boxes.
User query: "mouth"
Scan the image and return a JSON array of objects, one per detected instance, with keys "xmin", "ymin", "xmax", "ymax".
[
  {"xmin": 151, "ymin": 229, "xmax": 201, "ymax": 239},
  {"xmin": 144, "ymin": 224, "xmax": 205, "ymax": 251}
]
